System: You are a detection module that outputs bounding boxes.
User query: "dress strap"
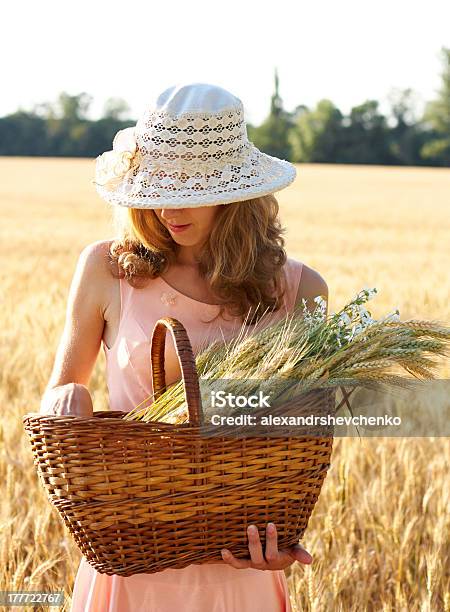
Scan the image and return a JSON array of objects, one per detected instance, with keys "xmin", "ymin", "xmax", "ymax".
[
  {"xmin": 284, "ymin": 258, "xmax": 304, "ymax": 313},
  {"xmin": 108, "ymin": 275, "xmax": 129, "ymax": 351}
]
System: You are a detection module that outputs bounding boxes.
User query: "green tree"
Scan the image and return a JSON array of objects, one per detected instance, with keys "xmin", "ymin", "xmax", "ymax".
[
  {"xmin": 386, "ymin": 87, "xmax": 423, "ymax": 165},
  {"xmin": 44, "ymin": 92, "xmax": 93, "ymax": 156},
  {"xmin": 0, "ymin": 112, "xmax": 48, "ymax": 155},
  {"xmin": 421, "ymin": 47, "xmax": 450, "ymax": 165},
  {"xmin": 56, "ymin": 92, "xmax": 93, "ymax": 122},
  {"xmin": 102, "ymin": 97, "xmax": 131, "ymax": 121},
  {"xmin": 289, "ymin": 99, "xmax": 343, "ymax": 163},
  {"xmin": 248, "ymin": 68, "xmax": 293, "ymax": 160},
  {"xmin": 339, "ymin": 100, "xmax": 394, "ymax": 164}
]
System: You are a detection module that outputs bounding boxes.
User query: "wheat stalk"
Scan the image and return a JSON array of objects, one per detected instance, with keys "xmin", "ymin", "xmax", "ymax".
[{"xmin": 123, "ymin": 289, "xmax": 450, "ymax": 423}]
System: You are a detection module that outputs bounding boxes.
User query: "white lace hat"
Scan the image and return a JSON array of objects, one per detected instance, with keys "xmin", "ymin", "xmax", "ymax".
[{"xmin": 93, "ymin": 82, "xmax": 297, "ymax": 209}]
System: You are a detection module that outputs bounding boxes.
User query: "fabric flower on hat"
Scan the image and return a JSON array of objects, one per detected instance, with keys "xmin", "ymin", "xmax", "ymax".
[{"xmin": 94, "ymin": 127, "xmax": 138, "ymax": 190}]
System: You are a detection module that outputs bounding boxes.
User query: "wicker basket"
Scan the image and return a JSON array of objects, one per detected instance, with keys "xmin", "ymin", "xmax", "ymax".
[{"xmin": 23, "ymin": 316, "xmax": 350, "ymax": 577}]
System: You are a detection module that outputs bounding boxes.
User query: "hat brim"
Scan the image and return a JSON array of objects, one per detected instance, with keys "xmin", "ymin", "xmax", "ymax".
[{"xmin": 94, "ymin": 145, "xmax": 297, "ymax": 209}]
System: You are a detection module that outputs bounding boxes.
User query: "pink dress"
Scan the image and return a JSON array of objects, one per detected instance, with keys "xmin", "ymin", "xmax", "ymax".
[{"xmin": 70, "ymin": 256, "xmax": 304, "ymax": 612}]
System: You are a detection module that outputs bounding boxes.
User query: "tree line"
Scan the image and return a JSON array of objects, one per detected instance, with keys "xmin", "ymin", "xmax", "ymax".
[{"xmin": 1, "ymin": 47, "xmax": 449, "ymax": 167}]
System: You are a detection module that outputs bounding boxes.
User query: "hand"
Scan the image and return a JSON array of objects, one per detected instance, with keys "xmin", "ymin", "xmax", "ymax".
[
  {"xmin": 40, "ymin": 383, "xmax": 94, "ymax": 417},
  {"xmin": 220, "ymin": 523, "xmax": 312, "ymax": 570}
]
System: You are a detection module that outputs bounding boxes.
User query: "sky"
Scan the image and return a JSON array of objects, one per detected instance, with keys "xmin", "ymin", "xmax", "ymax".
[{"xmin": 2, "ymin": 0, "xmax": 449, "ymax": 126}]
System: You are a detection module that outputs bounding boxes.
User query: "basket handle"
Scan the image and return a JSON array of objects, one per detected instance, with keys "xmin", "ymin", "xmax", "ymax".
[{"xmin": 150, "ymin": 316, "xmax": 204, "ymax": 427}]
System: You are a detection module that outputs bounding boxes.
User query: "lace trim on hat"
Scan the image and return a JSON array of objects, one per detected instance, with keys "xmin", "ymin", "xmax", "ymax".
[
  {"xmin": 98, "ymin": 148, "xmax": 295, "ymax": 206},
  {"xmin": 94, "ymin": 102, "xmax": 296, "ymax": 205}
]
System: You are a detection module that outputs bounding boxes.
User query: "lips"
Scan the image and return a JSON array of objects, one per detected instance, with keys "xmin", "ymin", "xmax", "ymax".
[{"xmin": 167, "ymin": 222, "xmax": 191, "ymax": 232}]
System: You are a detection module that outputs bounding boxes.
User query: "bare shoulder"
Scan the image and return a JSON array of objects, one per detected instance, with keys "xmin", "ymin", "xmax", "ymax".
[
  {"xmin": 79, "ymin": 238, "xmax": 114, "ymax": 266},
  {"xmin": 77, "ymin": 239, "xmax": 115, "ymax": 280},
  {"xmin": 294, "ymin": 262, "xmax": 329, "ymax": 314},
  {"xmin": 74, "ymin": 239, "xmax": 116, "ymax": 314}
]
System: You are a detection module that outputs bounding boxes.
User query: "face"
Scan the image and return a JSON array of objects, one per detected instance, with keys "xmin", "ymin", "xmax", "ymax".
[{"xmin": 153, "ymin": 205, "xmax": 220, "ymax": 247}]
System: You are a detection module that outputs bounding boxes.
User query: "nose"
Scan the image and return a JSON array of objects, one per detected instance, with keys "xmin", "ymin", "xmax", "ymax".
[{"xmin": 160, "ymin": 209, "xmax": 184, "ymax": 222}]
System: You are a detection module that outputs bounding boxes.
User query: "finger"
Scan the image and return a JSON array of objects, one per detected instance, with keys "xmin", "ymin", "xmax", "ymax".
[
  {"xmin": 264, "ymin": 523, "xmax": 279, "ymax": 564},
  {"xmin": 221, "ymin": 548, "xmax": 252, "ymax": 569},
  {"xmin": 286, "ymin": 544, "xmax": 313, "ymax": 565},
  {"xmin": 247, "ymin": 524, "xmax": 266, "ymax": 568}
]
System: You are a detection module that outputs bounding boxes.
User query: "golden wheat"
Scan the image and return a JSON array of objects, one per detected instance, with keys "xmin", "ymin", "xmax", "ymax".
[{"xmin": 1, "ymin": 158, "xmax": 449, "ymax": 611}]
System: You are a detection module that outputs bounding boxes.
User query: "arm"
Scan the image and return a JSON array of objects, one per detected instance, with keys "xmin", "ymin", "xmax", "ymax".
[
  {"xmin": 40, "ymin": 241, "xmax": 109, "ymax": 416},
  {"xmin": 294, "ymin": 264, "xmax": 329, "ymax": 317}
]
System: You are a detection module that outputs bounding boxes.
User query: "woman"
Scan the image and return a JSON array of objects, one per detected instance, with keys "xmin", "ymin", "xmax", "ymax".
[{"xmin": 40, "ymin": 82, "xmax": 328, "ymax": 611}]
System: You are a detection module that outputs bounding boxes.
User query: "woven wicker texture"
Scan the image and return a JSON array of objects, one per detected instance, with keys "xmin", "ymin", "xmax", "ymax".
[{"xmin": 23, "ymin": 317, "xmax": 336, "ymax": 577}]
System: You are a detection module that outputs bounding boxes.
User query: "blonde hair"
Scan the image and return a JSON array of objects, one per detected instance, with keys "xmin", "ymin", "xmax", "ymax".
[{"xmin": 107, "ymin": 194, "xmax": 288, "ymax": 326}]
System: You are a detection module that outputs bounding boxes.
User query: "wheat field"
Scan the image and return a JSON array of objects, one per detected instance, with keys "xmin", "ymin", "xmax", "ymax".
[{"xmin": 0, "ymin": 157, "xmax": 449, "ymax": 611}]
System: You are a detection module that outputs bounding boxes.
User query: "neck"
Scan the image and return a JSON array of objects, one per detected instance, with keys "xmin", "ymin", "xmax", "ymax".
[{"xmin": 175, "ymin": 245, "xmax": 203, "ymax": 267}]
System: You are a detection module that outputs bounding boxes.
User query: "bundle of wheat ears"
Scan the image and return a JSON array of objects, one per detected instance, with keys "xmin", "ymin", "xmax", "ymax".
[{"xmin": 123, "ymin": 288, "xmax": 450, "ymax": 425}]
